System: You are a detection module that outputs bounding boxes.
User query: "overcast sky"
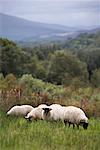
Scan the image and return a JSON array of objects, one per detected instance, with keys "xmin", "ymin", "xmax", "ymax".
[{"xmin": 0, "ymin": 0, "xmax": 100, "ymax": 27}]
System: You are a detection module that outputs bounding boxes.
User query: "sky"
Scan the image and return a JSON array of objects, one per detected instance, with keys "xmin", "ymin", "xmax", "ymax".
[{"xmin": 0, "ymin": 0, "xmax": 100, "ymax": 27}]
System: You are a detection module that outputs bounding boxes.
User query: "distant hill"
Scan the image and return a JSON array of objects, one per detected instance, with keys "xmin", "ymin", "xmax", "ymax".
[
  {"xmin": 0, "ymin": 13, "xmax": 78, "ymax": 41},
  {"xmin": 0, "ymin": 13, "xmax": 100, "ymax": 41}
]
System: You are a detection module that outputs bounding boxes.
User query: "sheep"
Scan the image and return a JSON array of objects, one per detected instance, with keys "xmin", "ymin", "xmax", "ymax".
[
  {"xmin": 42, "ymin": 105, "xmax": 88, "ymax": 129},
  {"xmin": 63, "ymin": 106, "xmax": 89, "ymax": 129},
  {"xmin": 49, "ymin": 104, "xmax": 62, "ymax": 109},
  {"xmin": 25, "ymin": 104, "xmax": 48, "ymax": 121},
  {"xmin": 37, "ymin": 104, "xmax": 48, "ymax": 108},
  {"xmin": 42, "ymin": 104, "xmax": 63, "ymax": 122},
  {"xmin": 7, "ymin": 105, "xmax": 34, "ymax": 117}
]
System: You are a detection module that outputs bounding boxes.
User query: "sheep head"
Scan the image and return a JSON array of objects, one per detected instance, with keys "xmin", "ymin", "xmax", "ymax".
[
  {"xmin": 80, "ymin": 119, "xmax": 89, "ymax": 129},
  {"xmin": 42, "ymin": 108, "xmax": 52, "ymax": 116}
]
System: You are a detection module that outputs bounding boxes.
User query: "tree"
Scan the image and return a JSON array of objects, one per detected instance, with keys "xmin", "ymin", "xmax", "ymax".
[
  {"xmin": 91, "ymin": 69, "xmax": 100, "ymax": 87},
  {"xmin": 1, "ymin": 44, "xmax": 23, "ymax": 76},
  {"xmin": 3, "ymin": 73, "xmax": 17, "ymax": 89},
  {"xmin": 77, "ymin": 49, "xmax": 100, "ymax": 81},
  {"xmin": 19, "ymin": 74, "xmax": 34, "ymax": 96},
  {"xmin": 47, "ymin": 51, "xmax": 88, "ymax": 85}
]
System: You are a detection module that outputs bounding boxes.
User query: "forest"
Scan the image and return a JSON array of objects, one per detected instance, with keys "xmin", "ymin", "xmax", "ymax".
[{"xmin": 0, "ymin": 32, "xmax": 100, "ymax": 117}]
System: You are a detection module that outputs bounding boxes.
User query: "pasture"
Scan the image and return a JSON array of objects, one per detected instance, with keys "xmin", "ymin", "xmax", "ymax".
[{"xmin": 0, "ymin": 110, "xmax": 100, "ymax": 150}]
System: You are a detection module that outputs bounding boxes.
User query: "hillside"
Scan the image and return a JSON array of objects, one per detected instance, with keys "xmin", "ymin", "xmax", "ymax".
[
  {"xmin": 0, "ymin": 13, "xmax": 80, "ymax": 41},
  {"xmin": 1, "ymin": 13, "xmax": 99, "ymax": 42},
  {"xmin": 62, "ymin": 32, "xmax": 100, "ymax": 51},
  {"xmin": 0, "ymin": 32, "xmax": 100, "ymax": 87}
]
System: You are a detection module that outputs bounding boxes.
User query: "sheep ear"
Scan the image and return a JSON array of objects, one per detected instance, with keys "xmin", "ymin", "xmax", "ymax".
[
  {"xmin": 42, "ymin": 108, "xmax": 45, "ymax": 110},
  {"xmin": 49, "ymin": 108, "xmax": 52, "ymax": 111}
]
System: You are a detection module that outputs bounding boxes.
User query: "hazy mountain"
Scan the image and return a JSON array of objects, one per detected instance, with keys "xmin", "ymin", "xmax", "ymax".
[
  {"xmin": 0, "ymin": 13, "xmax": 77, "ymax": 41},
  {"xmin": 0, "ymin": 13, "xmax": 100, "ymax": 41}
]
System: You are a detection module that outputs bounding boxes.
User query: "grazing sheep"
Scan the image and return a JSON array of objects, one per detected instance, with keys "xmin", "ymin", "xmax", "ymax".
[
  {"xmin": 7, "ymin": 105, "xmax": 34, "ymax": 117},
  {"xmin": 25, "ymin": 104, "xmax": 48, "ymax": 121},
  {"xmin": 42, "ymin": 104, "xmax": 63, "ymax": 121},
  {"xmin": 37, "ymin": 104, "xmax": 48, "ymax": 108},
  {"xmin": 49, "ymin": 104, "xmax": 62, "ymax": 109},
  {"xmin": 63, "ymin": 106, "xmax": 89, "ymax": 129}
]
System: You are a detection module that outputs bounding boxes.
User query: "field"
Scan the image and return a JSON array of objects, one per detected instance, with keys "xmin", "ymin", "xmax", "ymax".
[{"xmin": 0, "ymin": 110, "xmax": 100, "ymax": 150}]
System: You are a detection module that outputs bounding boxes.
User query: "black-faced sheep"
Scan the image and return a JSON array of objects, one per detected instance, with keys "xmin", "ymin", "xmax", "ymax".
[
  {"xmin": 63, "ymin": 106, "xmax": 89, "ymax": 129},
  {"xmin": 42, "ymin": 104, "xmax": 63, "ymax": 121}
]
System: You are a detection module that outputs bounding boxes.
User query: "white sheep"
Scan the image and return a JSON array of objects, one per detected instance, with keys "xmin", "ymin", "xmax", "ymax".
[
  {"xmin": 25, "ymin": 104, "xmax": 48, "ymax": 121},
  {"xmin": 42, "ymin": 104, "xmax": 88, "ymax": 129},
  {"xmin": 49, "ymin": 104, "xmax": 62, "ymax": 109},
  {"xmin": 63, "ymin": 106, "xmax": 89, "ymax": 129},
  {"xmin": 37, "ymin": 104, "xmax": 48, "ymax": 108},
  {"xmin": 7, "ymin": 105, "xmax": 34, "ymax": 117},
  {"xmin": 42, "ymin": 104, "xmax": 63, "ymax": 122}
]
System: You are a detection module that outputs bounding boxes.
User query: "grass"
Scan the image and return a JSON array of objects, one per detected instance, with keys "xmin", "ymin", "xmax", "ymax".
[{"xmin": 0, "ymin": 110, "xmax": 100, "ymax": 150}]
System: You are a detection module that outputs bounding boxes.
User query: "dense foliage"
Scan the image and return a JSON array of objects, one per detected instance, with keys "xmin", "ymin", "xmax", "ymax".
[{"xmin": 0, "ymin": 32, "xmax": 100, "ymax": 87}]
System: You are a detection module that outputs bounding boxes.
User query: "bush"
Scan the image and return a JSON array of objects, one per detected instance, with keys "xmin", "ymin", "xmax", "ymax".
[
  {"xmin": 91, "ymin": 69, "xmax": 100, "ymax": 87},
  {"xmin": 0, "ymin": 73, "xmax": 100, "ymax": 118}
]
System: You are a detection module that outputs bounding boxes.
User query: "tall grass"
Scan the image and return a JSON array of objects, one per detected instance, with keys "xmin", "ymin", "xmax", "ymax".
[{"xmin": 0, "ymin": 110, "xmax": 100, "ymax": 150}]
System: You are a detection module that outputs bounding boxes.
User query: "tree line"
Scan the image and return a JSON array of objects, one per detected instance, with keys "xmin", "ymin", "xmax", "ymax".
[{"xmin": 0, "ymin": 32, "xmax": 100, "ymax": 88}]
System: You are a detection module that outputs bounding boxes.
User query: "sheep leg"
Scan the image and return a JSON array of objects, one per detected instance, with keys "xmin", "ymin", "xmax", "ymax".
[
  {"xmin": 28, "ymin": 117, "xmax": 32, "ymax": 122},
  {"xmin": 73, "ymin": 124, "xmax": 75, "ymax": 129},
  {"xmin": 64, "ymin": 120, "xmax": 68, "ymax": 126},
  {"xmin": 77, "ymin": 125, "xmax": 79, "ymax": 129},
  {"xmin": 68, "ymin": 122, "xmax": 71, "ymax": 128}
]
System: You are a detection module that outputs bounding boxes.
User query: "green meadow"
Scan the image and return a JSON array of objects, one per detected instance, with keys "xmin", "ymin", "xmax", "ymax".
[{"xmin": 0, "ymin": 110, "xmax": 100, "ymax": 150}]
